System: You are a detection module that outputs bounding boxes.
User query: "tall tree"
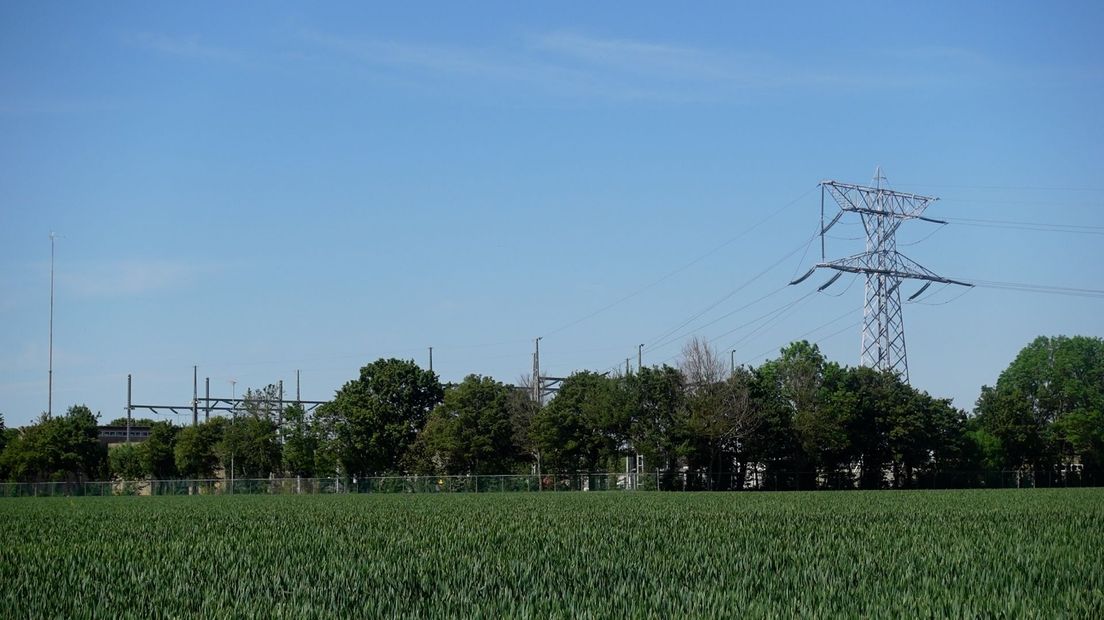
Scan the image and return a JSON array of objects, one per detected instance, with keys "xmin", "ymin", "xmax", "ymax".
[
  {"xmin": 754, "ymin": 342, "xmax": 830, "ymax": 488},
  {"xmin": 681, "ymin": 338, "xmax": 759, "ymax": 487},
  {"xmin": 625, "ymin": 365, "xmax": 688, "ymax": 473},
  {"xmin": 413, "ymin": 375, "xmax": 526, "ymax": 475},
  {"xmin": 315, "ymin": 358, "xmax": 443, "ymax": 477},
  {"xmin": 174, "ymin": 418, "xmax": 225, "ymax": 479},
  {"xmin": 531, "ymin": 371, "xmax": 626, "ymax": 473},
  {"xmin": 976, "ymin": 335, "xmax": 1104, "ymax": 478},
  {"xmin": 282, "ymin": 403, "xmax": 318, "ymax": 477},
  {"xmin": 0, "ymin": 406, "xmax": 106, "ymax": 482},
  {"xmin": 218, "ymin": 414, "xmax": 280, "ymax": 479},
  {"xmin": 142, "ymin": 421, "xmax": 180, "ymax": 480},
  {"xmin": 109, "ymin": 443, "xmax": 147, "ymax": 481}
]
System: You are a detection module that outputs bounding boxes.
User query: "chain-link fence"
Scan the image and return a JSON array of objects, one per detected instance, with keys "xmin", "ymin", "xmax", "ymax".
[{"xmin": 0, "ymin": 469, "xmax": 1098, "ymax": 497}]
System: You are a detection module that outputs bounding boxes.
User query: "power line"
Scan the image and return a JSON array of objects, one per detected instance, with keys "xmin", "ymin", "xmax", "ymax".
[
  {"xmin": 707, "ymin": 290, "xmax": 816, "ymax": 347},
  {"xmin": 744, "ymin": 308, "xmax": 860, "ymax": 365},
  {"xmin": 542, "ymin": 185, "xmax": 819, "ymax": 338},
  {"xmin": 946, "ymin": 216, "xmax": 1104, "ymax": 230},
  {"xmin": 643, "ymin": 231, "xmax": 818, "ymax": 353},
  {"xmin": 944, "ymin": 217, "xmax": 1104, "ymax": 236},
  {"xmin": 966, "ymin": 279, "xmax": 1104, "ymax": 298},
  {"xmin": 719, "ymin": 291, "xmax": 816, "ymax": 352},
  {"xmin": 893, "ymin": 182, "xmax": 1104, "ymax": 192},
  {"xmin": 910, "ymin": 285, "xmax": 973, "ymax": 306}
]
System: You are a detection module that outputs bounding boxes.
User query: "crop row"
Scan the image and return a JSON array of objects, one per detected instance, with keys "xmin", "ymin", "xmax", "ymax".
[{"xmin": 1, "ymin": 489, "xmax": 1101, "ymax": 617}]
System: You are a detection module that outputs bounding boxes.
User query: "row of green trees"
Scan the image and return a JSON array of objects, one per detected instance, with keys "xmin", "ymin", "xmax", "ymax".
[{"xmin": 1, "ymin": 335, "xmax": 1100, "ymax": 488}]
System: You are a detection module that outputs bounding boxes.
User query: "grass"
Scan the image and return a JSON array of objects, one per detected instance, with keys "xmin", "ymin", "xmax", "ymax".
[{"xmin": 1, "ymin": 489, "xmax": 1101, "ymax": 617}]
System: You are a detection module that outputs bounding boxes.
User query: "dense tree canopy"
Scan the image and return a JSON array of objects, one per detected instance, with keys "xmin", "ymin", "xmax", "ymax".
[
  {"xmin": 315, "ymin": 358, "xmax": 443, "ymax": 477},
  {"xmin": 0, "ymin": 406, "xmax": 105, "ymax": 482},
  {"xmin": 974, "ymin": 335, "xmax": 1104, "ymax": 478},
  {"xmin": 412, "ymin": 375, "xmax": 526, "ymax": 475},
  {"xmin": 2, "ymin": 336, "xmax": 1099, "ymax": 488}
]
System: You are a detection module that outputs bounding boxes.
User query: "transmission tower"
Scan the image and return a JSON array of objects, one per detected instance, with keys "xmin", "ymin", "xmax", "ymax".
[{"xmin": 790, "ymin": 168, "xmax": 972, "ymax": 382}]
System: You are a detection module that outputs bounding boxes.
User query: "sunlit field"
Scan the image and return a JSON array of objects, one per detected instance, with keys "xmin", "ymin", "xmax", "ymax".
[{"xmin": 1, "ymin": 489, "xmax": 1101, "ymax": 617}]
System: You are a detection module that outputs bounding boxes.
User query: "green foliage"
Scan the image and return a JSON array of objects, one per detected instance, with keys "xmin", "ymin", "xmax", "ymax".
[
  {"xmin": 281, "ymin": 403, "xmax": 318, "ymax": 477},
  {"xmin": 531, "ymin": 371, "xmax": 626, "ymax": 473},
  {"xmin": 0, "ymin": 405, "xmax": 106, "ymax": 482},
  {"xmin": 143, "ymin": 422, "xmax": 179, "ymax": 480},
  {"xmin": 108, "ymin": 443, "xmax": 147, "ymax": 481},
  {"xmin": 173, "ymin": 418, "xmax": 225, "ymax": 478},
  {"xmin": 975, "ymin": 335, "xmax": 1104, "ymax": 475},
  {"xmin": 107, "ymin": 417, "xmax": 156, "ymax": 427},
  {"xmin": 625, "ymin": 365, "xmax": 689, "ymax": 471},
  {"xmin": 1, "ymin": 490, "xmax": 1101, "ymax": 617},
  {"xmin": 412, "ymin": 375, "xmax": 527, "ymax": 475},
  {"xmin": 217, "ymin": 414, "xmax": 280, "ymax": 479},
  {"xmin": 315, "ymin": 358, "xmax": 443, "ymax": 477}
]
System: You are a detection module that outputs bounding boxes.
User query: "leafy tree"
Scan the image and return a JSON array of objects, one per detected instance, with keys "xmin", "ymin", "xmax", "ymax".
[
  {"xmin": 241, "ymin": 384, "xmax": 284, "ymax": 422},
  {"xmin": 143, "ymin": 421, "xmax": 180, "ymax": 479},
  {"xmin": 174, "ymin": 418, "xmax": 225, "ymax": 478},
  {"xmin": 531, "ymin": 371, "xmax": 626, "ymax": 473},
  {"xmin": 680, "ymin": 338, "xmax": 760, "ymax": 487},
  {"xmin": 218, "ymin": 414, "xmax": 280, "ymax": 479},
  {"xmin": 413, "ymin": 375, "xmax": 527, "ymax": 475},
  {"xmin": 625, "ymin": 365, "xmax": 688, "ymax": 473},
  {"xmin": 282, "ymin": 403, "xmax": 318, "ymax": 477},
  {"xmin": 109, "ymin": 443, "xmax": 147, "ymax": 480},
  {"xmin": 753, "ymin": 342, "xmax": 829, "ymax": 488},
  {"xmin": 108, "ymin": 417, "xmax": 156, "ymax": 427},
  {"xmin": 315, "ymin": 358, "xmax": 443, "ymax": 477},
  {"xmin": 792, "ymin": 361, "xmax": 852, "ymax": 487},
  {"xmin": 975, "ymin": 335, "xmax": 1104, "ymax": 478},
  {"xmin": 0, "ymin": 406, "xmax": 106, "ymax": 482}
]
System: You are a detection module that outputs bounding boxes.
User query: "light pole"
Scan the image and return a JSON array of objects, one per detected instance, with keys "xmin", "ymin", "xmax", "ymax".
[
  {"xmin": 229, "ymin": 379, "xmax": 237, "ymax": 492},
  {"xmin": 638, "ymin": 344, "xmax": 644, "ymax": 372},
  {"xmin": 48, "ymin": 232, "xmax": 57, "ymax": 416},
  {"xmin": 731, "ymin": 349, "xmax": 736, "ymax": 376}
]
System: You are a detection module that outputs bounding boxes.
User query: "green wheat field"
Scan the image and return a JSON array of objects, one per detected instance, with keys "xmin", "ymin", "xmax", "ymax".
[{"xmin": 1, "ymin": 489, "xmax": 1101, "ymax": 617}]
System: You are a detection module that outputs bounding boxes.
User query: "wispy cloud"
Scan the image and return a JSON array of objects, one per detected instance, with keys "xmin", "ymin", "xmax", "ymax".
[
  {"xmin": 299, "ymin": 29, "xmax": 944, "ymax": 103},
  {"xmin": 530, "ymin": 31, "xmax": 776, "ymax": 84},
  {"xmin": 131, "ymin": 33, "xmax": 253, "ymax": 67},
  {"xmin": 132, "ymin": 28, "xmax": 1038, "ymax": 103},
  {"xmin": 59, "ymin": 259, "xmax": 212, "ymax": 298}
]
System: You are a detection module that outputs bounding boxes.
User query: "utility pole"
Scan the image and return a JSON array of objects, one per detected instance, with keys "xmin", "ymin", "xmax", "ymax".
[
  {"xmin": 48, "ymin": 232, "xmax": 57, "ymax": 417},
  {"xmin": 229, "ymin": 378, "xmax": 236, "ymax": 493},
  {"xmin": 126, "ymin": 373, "xmax": 132, "ymax": 443},
  {"xmin": 625, "ymin": 358, "xmax": 631, "ymax": 376},
  {"xmin": 205, "ymin": 377, "xmax": 210, "ymax": 422},
  {"xmin": 428, "ymin": 347, "xmax": 433, "ymax": 373},
  {"xmin": 532, "ymin": 337, "xmax": 542, "ymax": 405},
  {"xmin": 790, "ymin": 168, "xmax": 972, "ymax": 381},
  {"xmin": 278, "ymin": 379, "xmax": 284, "ymax": 436},
  {"xmin": 192, "ymin": 365, "xmax": 198, "ymax": 426},
  {"xmin": 638, "ymin": 344, "xmax": 644, "ymax": 373}
]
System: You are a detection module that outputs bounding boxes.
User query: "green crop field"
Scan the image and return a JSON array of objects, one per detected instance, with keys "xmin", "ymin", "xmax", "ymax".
[{"xmin": 1, "ymin": 490, "xmax": 1101, "ymax": 618}]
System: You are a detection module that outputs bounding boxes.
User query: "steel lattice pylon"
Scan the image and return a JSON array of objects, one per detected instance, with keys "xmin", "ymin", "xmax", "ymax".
[{"xmin": 790, "ymin": 169, "xmax": 971, "ymax": 382}]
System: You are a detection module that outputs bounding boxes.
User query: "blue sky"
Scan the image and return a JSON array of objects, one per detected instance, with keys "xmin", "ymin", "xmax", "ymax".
[{"xmin": 2, "ymin": 2, "xmax": 1102, "ymax": 427}]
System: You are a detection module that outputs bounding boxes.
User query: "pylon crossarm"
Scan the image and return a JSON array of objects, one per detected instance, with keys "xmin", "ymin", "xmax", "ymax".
[
  {"xmin": 816, "ymin": 262, "xmax": 972, "ymax": 287},
  {"xmin": 822, "ymin": 180, "xmax": 938, "ymax": 204},
  {"xmin": 824, "ymin": 182, "xmax": 938, "ymax": 220}
]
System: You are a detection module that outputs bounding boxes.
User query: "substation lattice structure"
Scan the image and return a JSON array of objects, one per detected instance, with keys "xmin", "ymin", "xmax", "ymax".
[
  {"xmin": 790, "ymin": 169, "xmax": 972, "ymax": 382},
  {"xmin": 121, "ymin": 367, "xmax": 328, "ymax": 442}
]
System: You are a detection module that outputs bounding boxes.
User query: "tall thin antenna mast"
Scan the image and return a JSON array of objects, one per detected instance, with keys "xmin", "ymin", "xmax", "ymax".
[
  {"xmin": 791, "ymin": 168, "xmax": 971, "ymax": 382},
  {"xmin": 48, "ymin": 232, "xmax": 57, "ymax": 416}
]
